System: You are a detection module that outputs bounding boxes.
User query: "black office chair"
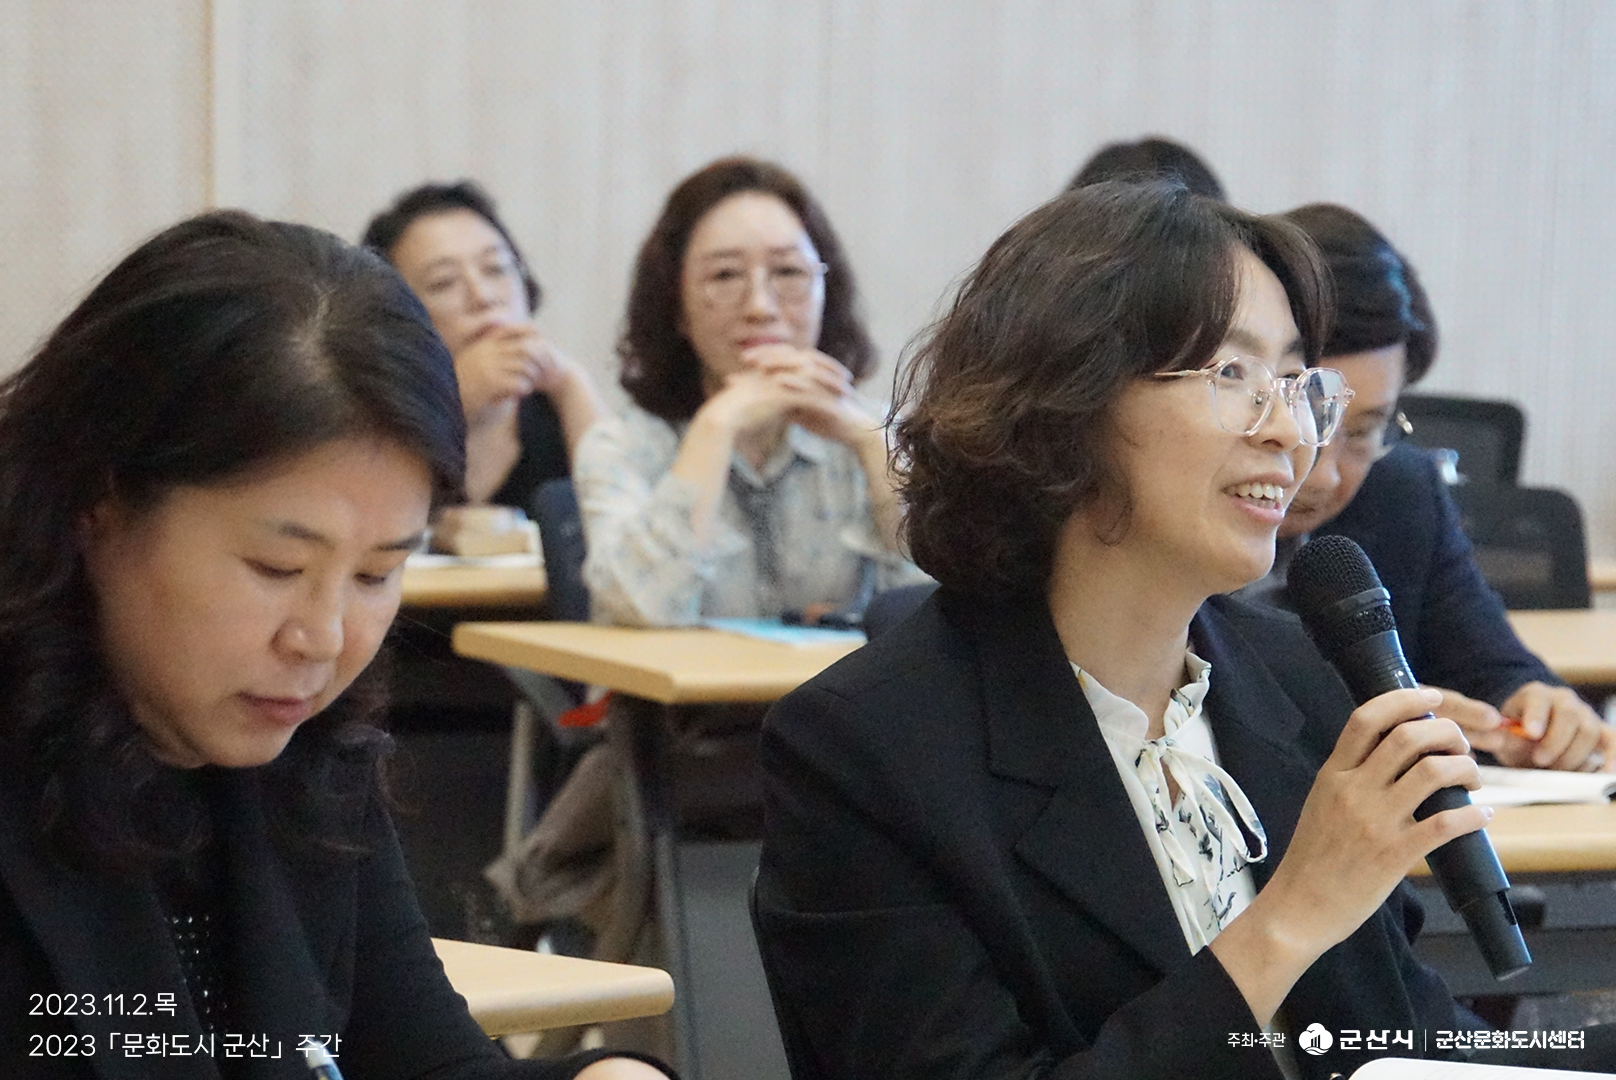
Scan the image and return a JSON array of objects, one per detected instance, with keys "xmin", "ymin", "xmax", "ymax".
[
  {"xmin": 531, "ymin": 476, "xmax": 591, "ymax": 624},
  {"xmin": 1399, "ymin": 393, "xmax": 1526, "ymax": 487},
  {"xmin": 1451, "ymin": 483, "xmax": 1592, "ymax": 610}
]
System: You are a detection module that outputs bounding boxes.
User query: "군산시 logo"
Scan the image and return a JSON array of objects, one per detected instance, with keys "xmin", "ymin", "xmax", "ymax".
[{"xmin": 1299, "ymin": 1023, "xmax": 1334, "ymax": 1055}]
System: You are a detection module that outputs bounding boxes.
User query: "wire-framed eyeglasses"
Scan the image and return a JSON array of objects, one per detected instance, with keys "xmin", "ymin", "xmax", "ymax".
[
  {"xmin": 1337, "ymin": 410, "xmax": 1413, "ymax": 464},
  {"xmin": 1153, "ymin": 356, "xmax": 1354, "ymax": 447},
  {"xmin": 696, "ymin": 260, "xmax": 828, "ymax": 309}
]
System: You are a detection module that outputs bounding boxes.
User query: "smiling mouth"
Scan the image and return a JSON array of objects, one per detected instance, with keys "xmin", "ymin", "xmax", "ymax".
[{"xmin": 1229, "ymin": 482, "xmax": 1286, "ymax": 509}]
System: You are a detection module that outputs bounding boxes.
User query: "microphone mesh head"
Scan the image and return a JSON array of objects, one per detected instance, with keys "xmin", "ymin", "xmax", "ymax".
[{"xmin": 1287, "ymin": 535, "xmax": 1397, "ymax": 656}]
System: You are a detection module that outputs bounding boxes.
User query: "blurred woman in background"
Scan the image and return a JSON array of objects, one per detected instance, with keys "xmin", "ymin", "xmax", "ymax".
[
  {"xmin": 1267, "ymin": 203, "xmax": 1612, "ymax": 773},
  {"xmin": 576, "ymin": 155, "xmax": 926, "ymax": 627},
  {"xmin": 365, "ymin": 181, "xmax": 605, "ymax": 508}
]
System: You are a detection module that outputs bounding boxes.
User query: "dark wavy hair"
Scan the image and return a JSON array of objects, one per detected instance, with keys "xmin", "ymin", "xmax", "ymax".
[
  {"xmin": 1068, "ymin": 136, "xmax": 1227, "ymax": 201},
  {"xmin": 0, "ymin": 210, "xmax": 466, "ymax": 871},
  {"xmin": 895, "ymin": 181, "xmax": 1330, "ymax": 598},
  {"xmin": 362, "ymin": 179, "xmax": 543, "ymax": 315},
  {"xmin": 1282, "ymin": 203, "xmax": 1437, "ymax": 384},
  {"xmin": 618, "ymin": 156, "xmax": 877, "ymax": 421}
]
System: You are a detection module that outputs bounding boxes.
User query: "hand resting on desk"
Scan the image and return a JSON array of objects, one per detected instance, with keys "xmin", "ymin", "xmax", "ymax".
[{"xmin": 1431, "ymin": 683, "xmax": 1614, "ymax": 773}]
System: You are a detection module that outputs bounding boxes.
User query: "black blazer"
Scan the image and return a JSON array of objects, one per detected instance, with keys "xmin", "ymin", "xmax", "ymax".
[
  {"xmin": 756, "ymin": 590, "xmax": 1462, "ymax": 1080},
  {"xmin": 1316, "ymin": 443, "xmax": 1556, "ymax": 706},
  {"xmin": 0, "ymin": 744, "xmax": 655, "ymax": 1080}
]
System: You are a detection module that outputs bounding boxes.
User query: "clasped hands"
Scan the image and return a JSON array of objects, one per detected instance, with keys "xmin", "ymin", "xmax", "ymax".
[
  {"xmin": 453, "ymin": 318, "xmax": 584, "ymax": 423},
  {"xmin": 706, "ymin": 344, "xmax": 881, "ymax": 450}
]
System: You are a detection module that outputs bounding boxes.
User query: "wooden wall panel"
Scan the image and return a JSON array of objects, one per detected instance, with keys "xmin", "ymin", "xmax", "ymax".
[
  {"xmin": 0, "ymin": 0, "xmax": 208, "ymax": 371},
  {"xmin": 5, "ymin": 1, "xmax": 1613, "ymax": 554}
]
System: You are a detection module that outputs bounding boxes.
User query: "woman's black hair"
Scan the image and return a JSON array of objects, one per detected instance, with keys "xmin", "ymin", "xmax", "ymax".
[
  {"xmin": 0, "ymin": 210, "xmax": 466, "ymax": 871},
  {"xmin": 362, "ymin": 180, "xmax": 543, "ymax": 314},
  {"xmin": 618, "ymin": 156, "xmax": 876, "ymax": 422},
  {"xmin": 1282, "ymin": 203, "xmax": 1437, "ymax": 383},
  {"xmin": 1068, "ymin": 136, "xmax": 1227, "ymax": 201},
  {"xmin": 895, "ymin": 181, "xmax": 1330, "ymax": 597}
]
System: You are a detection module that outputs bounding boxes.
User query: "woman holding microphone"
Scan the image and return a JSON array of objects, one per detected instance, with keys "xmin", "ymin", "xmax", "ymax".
[{"xmin": 754, "ymin": 182, "xmax": 1613, "ymax": 1077}]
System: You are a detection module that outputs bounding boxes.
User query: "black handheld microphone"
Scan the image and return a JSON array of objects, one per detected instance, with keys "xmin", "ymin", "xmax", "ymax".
[{"xmin": 1287, "ymin": 534, "xmax": 1530, "ymax": 980}]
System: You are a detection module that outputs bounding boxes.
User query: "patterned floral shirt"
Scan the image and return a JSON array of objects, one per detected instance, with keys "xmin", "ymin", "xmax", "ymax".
[
  {"xmin": 1076, "ymin": 652, "xmax": 1269, "ymax": 950},
  {"xmin": 575, "ymin": 403, "xmax": 928, "ymax": 627}
]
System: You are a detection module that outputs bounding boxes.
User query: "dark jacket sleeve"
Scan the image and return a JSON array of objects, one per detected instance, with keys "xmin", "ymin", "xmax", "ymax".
[
  {"xmin": 757, "ymin": 682, "xmax": 1282, "ymax": 1080},
  {"xmin": 1323, "ymin": 444, "xmax": 1556, "ymax": 706}
]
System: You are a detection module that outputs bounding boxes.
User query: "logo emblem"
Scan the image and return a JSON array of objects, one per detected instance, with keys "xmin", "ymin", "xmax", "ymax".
[{"xmin": 1299, "ymin": 1023, "xmax": 1334, "ymax": 1055}]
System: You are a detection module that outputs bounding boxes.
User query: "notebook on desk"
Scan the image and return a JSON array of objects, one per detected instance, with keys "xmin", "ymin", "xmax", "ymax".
[
  {"xmin": 705, "ymin": 616, "xmax": 867, "ymax": 647},
  {"xmin": 1471, "ymin": 766, "xmax": 1616, "ymax": 809}
]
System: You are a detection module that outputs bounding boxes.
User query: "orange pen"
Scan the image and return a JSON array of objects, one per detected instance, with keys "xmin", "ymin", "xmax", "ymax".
[{"xmin": 1499, "ymin": 718, "xmax": 1542, "ymax": 741}]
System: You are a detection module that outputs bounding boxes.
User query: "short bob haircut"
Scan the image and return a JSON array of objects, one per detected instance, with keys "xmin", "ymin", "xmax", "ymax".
[
  {"xmin": 895, "ymin": 181, "xmax": 1330, "ymax": 598},
  {"xmin": 1282, "ymin": 203, "xmax": 1437, "ymax": 384},
  {"xmin": 618, "ymin": 156, "xmax": 877, "ymax": 422},
  {"xmin": 362, "ymin": 179, "xmax": 543, "ymax": 315},
  {"xmin": 0, "ymin": 210, "xmax": 465, "ymax": 869},
  {"xmin": 1068, "ymin": 136, "xmax": 1227, "ymax": 202}
]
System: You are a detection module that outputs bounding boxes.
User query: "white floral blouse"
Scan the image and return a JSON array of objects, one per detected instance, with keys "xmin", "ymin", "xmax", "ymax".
[{"xmin": 574, "ymin": 403, "xmax": 928, "ymax": 627}]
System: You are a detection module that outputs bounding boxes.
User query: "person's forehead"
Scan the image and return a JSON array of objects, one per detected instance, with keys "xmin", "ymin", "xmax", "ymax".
[
  {"xmin": 687, "ymin": 193, "xmax": 812, "ymax": 257},
  {"xmin": 397, "ymin": 208, "xmax": 510, "ymax": 265},
  {"xmin": 1225, "ymin": 250, "xmax": 1303, "ymax": 361}
]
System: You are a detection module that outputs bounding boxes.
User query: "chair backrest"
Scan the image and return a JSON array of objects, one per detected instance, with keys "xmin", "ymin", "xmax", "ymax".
[
  {"xmin": 530, "ymin": 477, "xmax": 591, "ymax": 622},
  {"xmin": 1398, "ymin": 393, "xmax": 1525, "ymax": 487},
  {"xmin": 1451, "ymin": 484, "xmax": 1591, "ymax": 610},
  {"xmin": 749, "ymin": 872, "xmax": 823, "ymax": 1080},
  {"xmin": 862, "ymin": 582, "xmax": 940, "ymax": 640}
]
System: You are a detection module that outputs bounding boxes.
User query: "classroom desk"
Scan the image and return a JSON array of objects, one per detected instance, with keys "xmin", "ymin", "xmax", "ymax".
[
  {"xmin": 1591, "ymin": 557, "xmax": 1616, "ymax": 596},
  {"xmin": 433, "ymin": 937, "xmax": 674, "ymax": 1036},
  {"xmin": 451, "ymin": 622, "xmax": 860, "ymax": 704},
  {"xmin": 1506, "ymin": 609, "xmax": 1616, "ymax": 686},
  {"xmin": 1405, "ymin": 803, "xmax": 1616, "ymax": 997},
  {"xmin": 1407, "ymin": 803, "xmax": 1616, "ymax": 877},
  {"xmin": 452, "ymin": 622, "xmax": 859, "ymax": 1080},
  {"xmin": 401, "ymin": 561, "xmax": 549, "ymax": 609}
]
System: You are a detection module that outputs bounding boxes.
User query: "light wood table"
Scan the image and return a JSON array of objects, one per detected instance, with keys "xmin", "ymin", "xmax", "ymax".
[
  {"xmin": 1407, "ymin": 802, "xmax": 1616, "ymax": 877},
  {"xmin": 452, "ymin": 622, "xmax": 860, "ymax": 1080},
  {"xmin": 433, "ymin": 938, "xmax": 673, "ymax": 1036},
  {"xmin": 452, "ymin": 622, "xmax": 861, "ymax": 704},
  {"xmin": 1506, "ymin": 609, "xmax": 1616, "ymax": 685},
  {"xmin": 1592, "ymin": 557, "xmax": 1616, "ymax": 595},
  {"xmin": 402, "ymin": 562, "xmax": 548, "ymax": 609}
]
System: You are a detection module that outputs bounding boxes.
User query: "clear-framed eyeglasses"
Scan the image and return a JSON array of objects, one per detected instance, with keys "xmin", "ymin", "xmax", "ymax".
[
  {"xmin": 697, "ymin": 259, "xmax": 828, "ymax": 309},
  {"xmin": 1337, "ymin": 410, "xmax": 1414, "ymax": 465},
  {"xmin": 1153, "ymin": 356, "xmax": 1354, "ymax": 447}
]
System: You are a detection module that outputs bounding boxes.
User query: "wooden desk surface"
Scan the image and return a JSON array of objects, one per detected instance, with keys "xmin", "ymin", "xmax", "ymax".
[
  {"xmin": 1406, "ymin": 802, "xmax": 1616, "ymax": 876},
  {"xmin": 402, "ymin": 563, "xmax": 548, "ymax": 609},
  {"xmin": 1592, "ymin": 557, "xmax": 1616, "ymax": 593},
  {"xmin": 452, "ymin": 622, "xmax": 861, "ymax": 704},
  {"xmin": 1506, "ymin": 609, "xmax": 1616, "ymax": 685},
  {"xmin": 433, "ymin": 938, "xmax": 674, "ymax": 1035}
]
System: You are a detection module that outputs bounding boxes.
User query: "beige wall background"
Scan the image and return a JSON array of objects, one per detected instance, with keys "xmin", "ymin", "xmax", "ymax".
[{"xmin": 5, "ymin": 0, "xmax": 1613, "ymax": 558}]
